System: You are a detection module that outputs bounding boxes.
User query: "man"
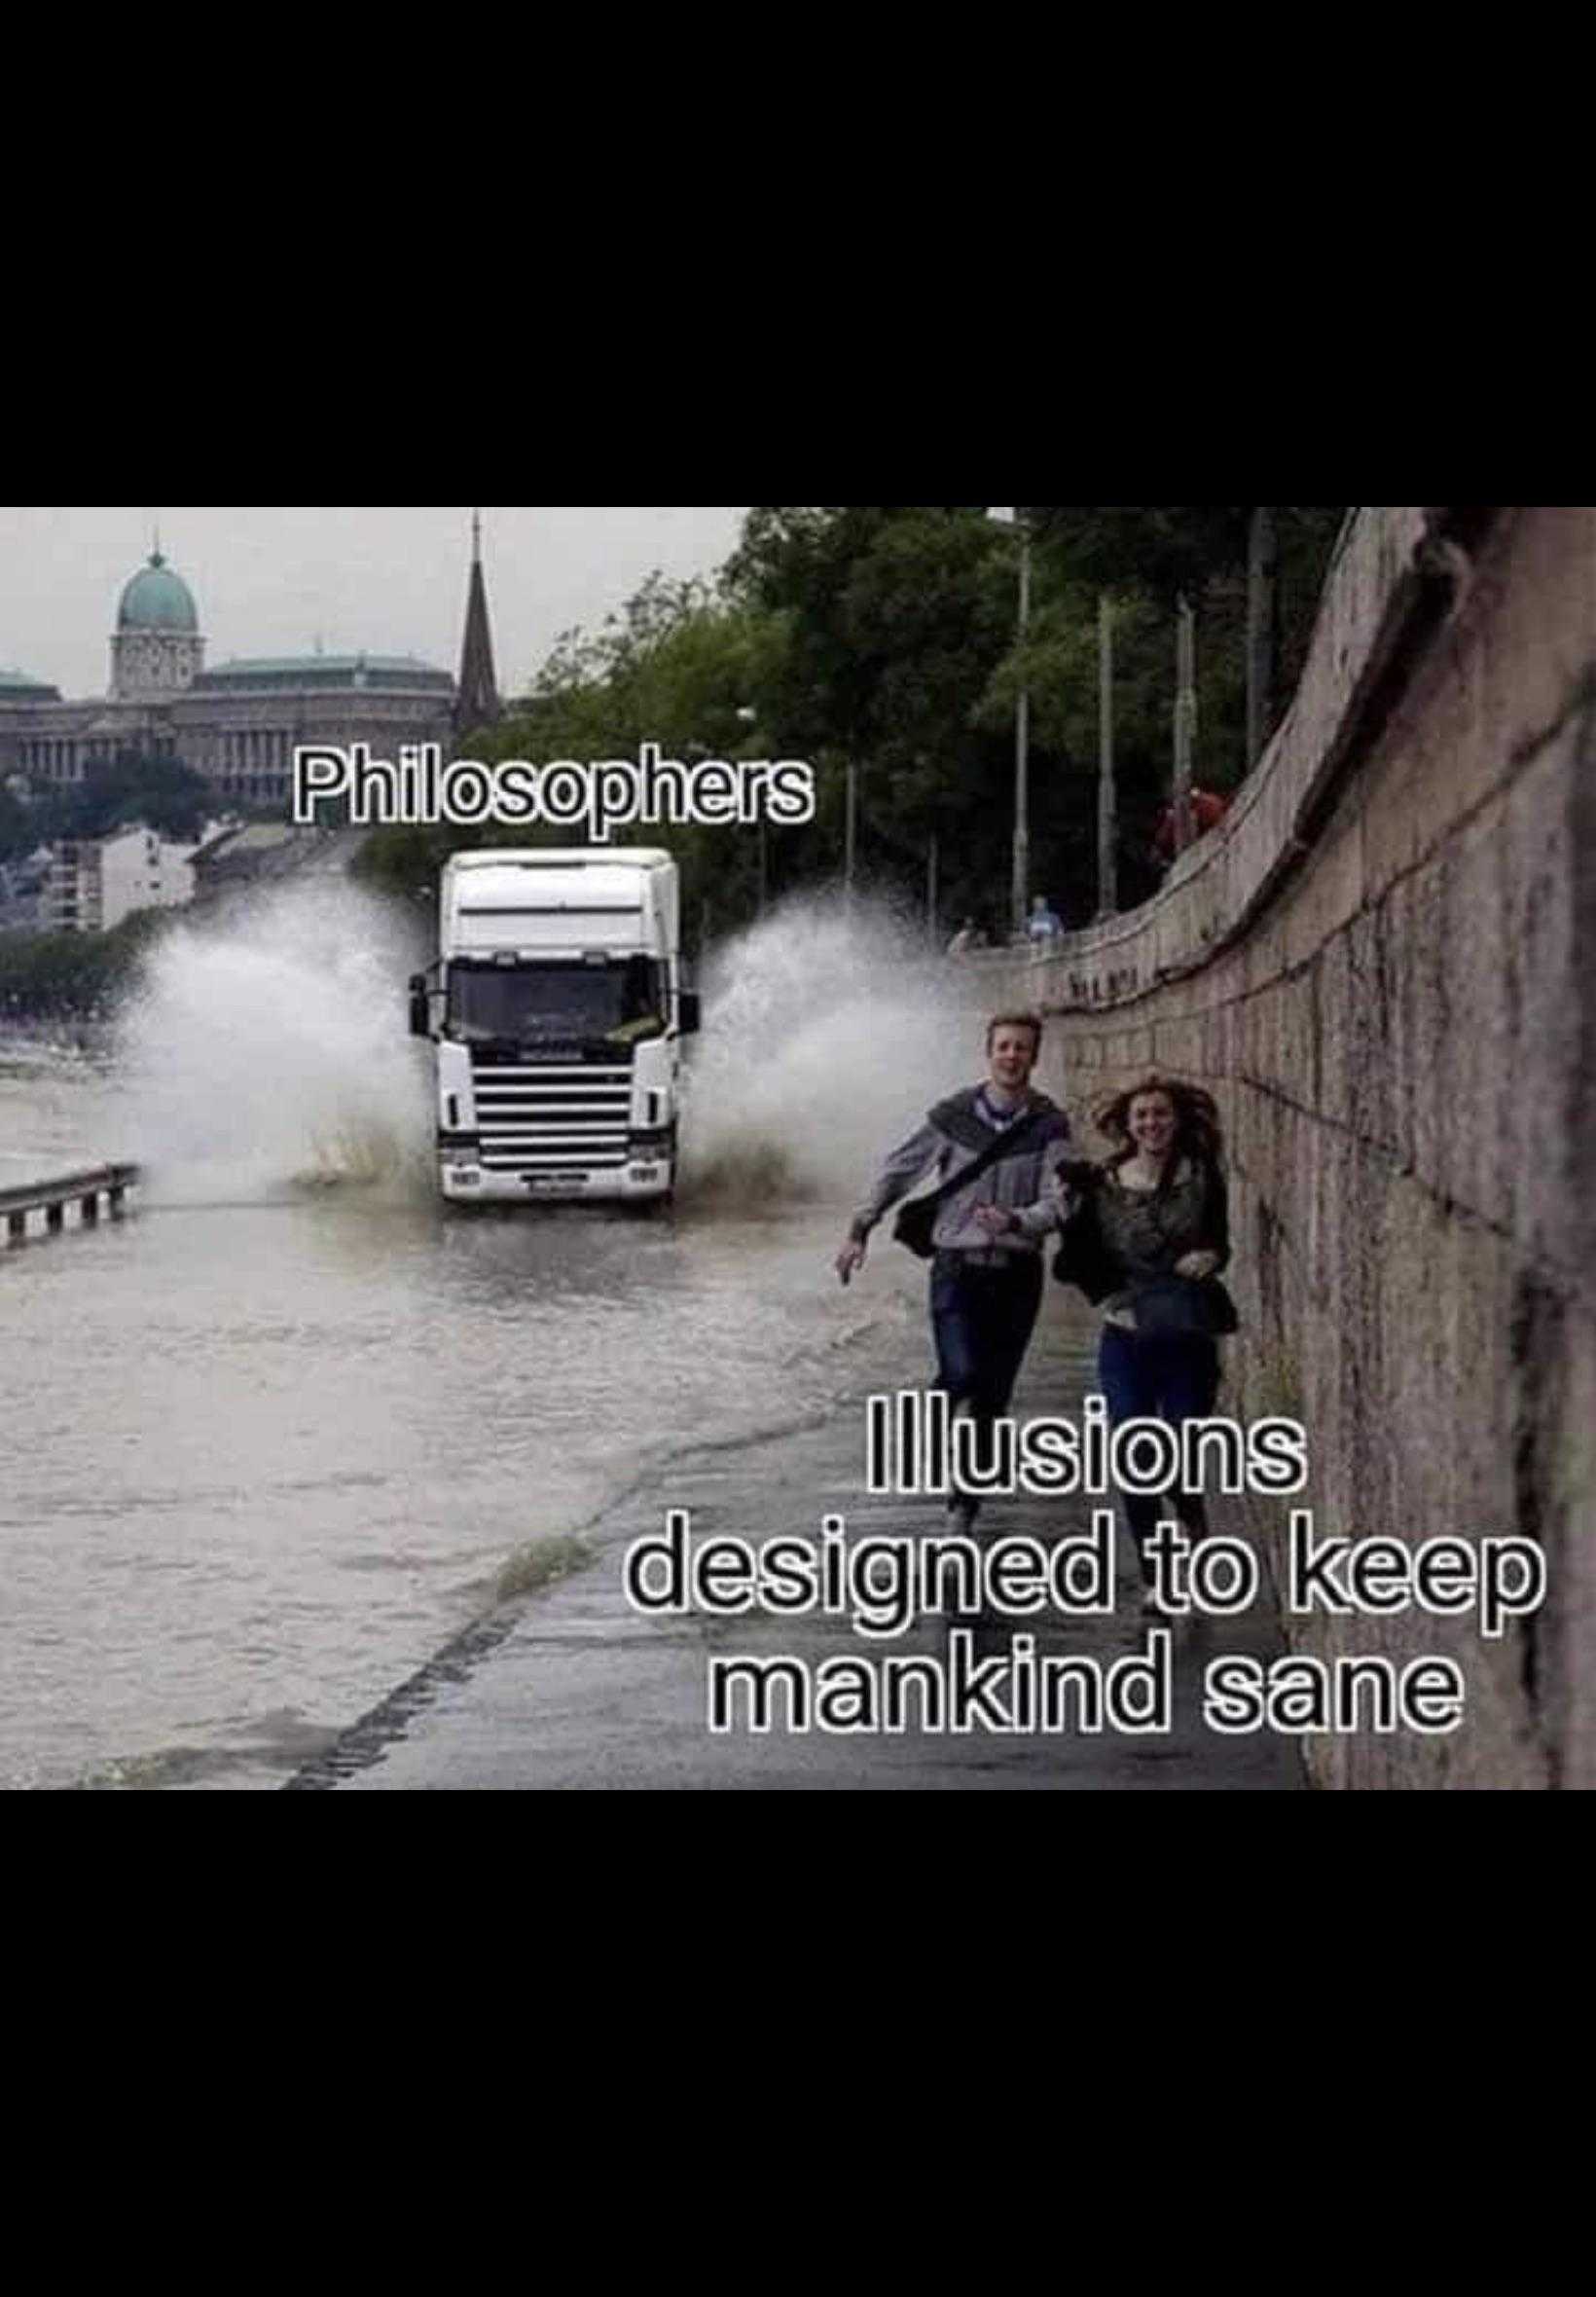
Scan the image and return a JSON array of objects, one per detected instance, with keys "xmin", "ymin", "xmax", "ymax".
[
  {"xmin": 835, "ymin": 1013, "xmax": 1072, "ymax": 1526},
  {"xmin": 1027, "ymin": 894, "xmax": 1064, "ymax": 947}
]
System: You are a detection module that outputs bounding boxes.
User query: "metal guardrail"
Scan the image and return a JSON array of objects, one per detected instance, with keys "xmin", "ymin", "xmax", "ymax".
[{"xmin": 0, "ymin": 1163, "xmax": 141, "ymax": 1244}]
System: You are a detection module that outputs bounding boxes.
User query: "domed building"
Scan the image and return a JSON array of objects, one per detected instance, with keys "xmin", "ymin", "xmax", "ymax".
[
  {"xmin": 111, "ymin": 551, "xmax": 204, "ymax": 699},
  {"xmin": 0, "ymin": 669, "xmax": 60, "ymax": 704},
  {"xmin": 1, "ymin": 531, "xmax": 487, "ymax": 808}
]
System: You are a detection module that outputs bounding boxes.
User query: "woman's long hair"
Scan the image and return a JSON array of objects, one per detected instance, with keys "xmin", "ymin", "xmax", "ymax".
[{"xmin": 1091, "ymin": 1073, "xmax": 1226, "ymax": 1178}]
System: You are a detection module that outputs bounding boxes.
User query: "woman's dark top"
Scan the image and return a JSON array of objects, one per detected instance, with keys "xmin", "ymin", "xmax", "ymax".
[{"xmin": 1091, "ymin": 1156, "xmax": 1230, "ymax": 1326}]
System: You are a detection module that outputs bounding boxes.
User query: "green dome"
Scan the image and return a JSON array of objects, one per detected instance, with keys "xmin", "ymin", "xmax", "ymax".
[{"xmin": 118, "ymin": 551, "xmax": 199, "ymax": 634}]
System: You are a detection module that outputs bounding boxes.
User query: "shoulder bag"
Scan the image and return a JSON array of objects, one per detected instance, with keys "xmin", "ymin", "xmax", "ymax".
[
  {"xmin": 1127, "ymin": 1274, "xmax": 1240, "ymax": 1337},
  {"xmin": 1050, "ymin": 1171, "xmax": 1120, "ymax": 1303},
  {"xmin": 892, "ymin": 1109, "xmax": 1042, "ymax": 1259}
]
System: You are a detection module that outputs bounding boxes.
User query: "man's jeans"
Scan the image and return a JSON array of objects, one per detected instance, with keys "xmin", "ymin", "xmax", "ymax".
[
  {"xmin": 1097, "ymin": 1324, "xmax": 1221, "ymax": 1575},
  {"xmin": 930, "ymin": 1252, "xmax": 1043, "ymax": 1481}
]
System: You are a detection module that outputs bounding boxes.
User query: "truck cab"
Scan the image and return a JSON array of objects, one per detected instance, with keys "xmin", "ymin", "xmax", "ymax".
[{"xmin": 411, "ymin": 848, "xmax": 698, "ymax": 1205}]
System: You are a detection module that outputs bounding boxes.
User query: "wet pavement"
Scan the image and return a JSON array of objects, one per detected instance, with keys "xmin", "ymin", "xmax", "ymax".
[{"xmin": 289, "ymin": 1303, "xmax": 1303, "ymax": 1792}]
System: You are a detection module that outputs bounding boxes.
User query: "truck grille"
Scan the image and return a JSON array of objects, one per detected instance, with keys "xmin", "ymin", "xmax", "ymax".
[{"xmin": 470, "ymin": 1062, "xmax": 634, "ymax": 1173}]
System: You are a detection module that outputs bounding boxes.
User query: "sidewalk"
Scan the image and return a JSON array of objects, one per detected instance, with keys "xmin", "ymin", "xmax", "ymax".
[{"xmin": 288, "ymin": 1304, "xmax": 1302, "ymax": 1792}]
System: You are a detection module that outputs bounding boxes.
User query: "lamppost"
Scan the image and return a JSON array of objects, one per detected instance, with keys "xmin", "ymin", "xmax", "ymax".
[
  {"xmin": 1172, "ymin": 595, "xmax": 1197, "ymax": 857},
  {"xmin": 989, "ymin": 507, "xmax": 1031, "ymax": 938},
  {"xmin": 736, "ymin": 706, "xmax": 768, "ymax": 914},
  {"xmin": 1096, "ymin": 591, "xmax": 1117, "ymax": 921}
]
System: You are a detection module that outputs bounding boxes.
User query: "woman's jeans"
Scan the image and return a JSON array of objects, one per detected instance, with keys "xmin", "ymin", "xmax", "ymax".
[
  {"xmin": 930, "ymin": 1252, "xmax": 1043, "ymax": 1477},
  {"xmin": 1097, "ymin": 1324, "xmax": 1221, "ymax": 1580}
]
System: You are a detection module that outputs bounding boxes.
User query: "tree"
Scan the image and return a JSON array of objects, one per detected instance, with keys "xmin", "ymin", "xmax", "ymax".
[
  {"xmin": 1013, "ymin": 507, "xmax": 1346, "ymax": 899},
  {"xmin": 356, "ymin": 506, "xmax": 1350, "ymax": 945},
  {"xmin": 30, "ymin": 749, "xmax": 214, "ymax": 846},
  {"xmin": 358, "ymin": 574, "xmax": 797, "ymax": 943},
  {"xmin": 0, "ymin": 905, "xmax": 172, "ymax": 1021},
  {"xmin": 726, "ymin": 507, "xmax": 1028, "ymax": 927},
  {"xmin": 0, "ymin": 783, "xmax": 32, "ymax": 866},
  {"xmin": 1029, "ymin": 506, "xmax": 1251, "ymax": 604},
  {"xmin": 1031, "ymin": 505, "xmax": 1345, "ymax": 767},
  {"xmin": 1247, "ymin": 507, "xmax": 1278, "ymax": 768}
]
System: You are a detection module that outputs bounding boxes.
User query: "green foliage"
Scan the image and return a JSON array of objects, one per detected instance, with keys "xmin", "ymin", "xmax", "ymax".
[
  {"xmin": 1274, "ymin": 507, "xmax": 1351, "ymax": 694},
  {"xmin": 510, "ymin": 571, "xmax": 780, "ymax": 765},
  {"xmin": 0, "ymin": 783, "xmax": 32, "ymax": 866},
  {"xmin": 726, "ymin": 507, "xmax": 1031, "ymax": 929},
  {"xmin": 1030, "ymin": 504, "xmax": 1347, "ymax": 775},
  {"xmin": 0, "ymin": 905, "xmax": 173, "ymax": 1021},
  {"xmin": 29, "ymin": 749, "xmax": 213, "ymax": 846},
  {"xmin": 1004, "ymin": 506, "xmax": 1349, "ymax": 908},
  {"xmin": 1030, "ymin": 506, "xmax": 1252, "ymax": 604},
  {"xmin": 727, "ymin": 506, "xmax": 1012, "ymax": 775},
  {"xmin": 494, "ymin": 1534, "xmax": 595, "ymax": 1605},
  {"xmin": 360, "ymin": 573, "xmax": 792, "ymax": 946},
  {"xmin": 359, "ymin": 507, "xmax": 1348, "ymax": 948}
]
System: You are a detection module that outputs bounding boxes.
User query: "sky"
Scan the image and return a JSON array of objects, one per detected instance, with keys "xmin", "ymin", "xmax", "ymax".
[{"xmin": 0, "ymin": 507, "xmax": 750, "ymax": 701}]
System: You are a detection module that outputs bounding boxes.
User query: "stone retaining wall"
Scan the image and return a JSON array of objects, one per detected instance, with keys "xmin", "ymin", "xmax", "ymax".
[{"xmin": 984, "ymin": 505, "xmax": 1596, "ymax": 1787}]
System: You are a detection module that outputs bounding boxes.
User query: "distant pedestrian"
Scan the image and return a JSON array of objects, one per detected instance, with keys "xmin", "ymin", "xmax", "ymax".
[
  {"xmin": 1154, "ymin": 787, "xmax": 1229, "ymax": 866},
  {"xmin": 946, "ymin": 917, "xmax": 979, "ymax": 957},
  {"xmin": 835, "ymin": 1013, "xmax": 1074, "ymax": 1528},
  {"xmin": 1027, "ymin": 894, "xmax": 1064, "ymax": 948},
  {"xmin": 1053, "ymin": 1073, "xmax": 1235, "ymax": 1613}
]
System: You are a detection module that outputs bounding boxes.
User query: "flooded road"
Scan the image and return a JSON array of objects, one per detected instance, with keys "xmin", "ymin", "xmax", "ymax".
[{"xmin": 0, "ymin": 888, "xmax": 971, "ymax": 1789}]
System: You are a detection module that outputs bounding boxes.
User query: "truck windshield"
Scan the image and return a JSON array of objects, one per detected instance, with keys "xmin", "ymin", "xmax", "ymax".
[{"xmin": 448, "ymin": 959, "xmax": 666, "ymax": 1046}]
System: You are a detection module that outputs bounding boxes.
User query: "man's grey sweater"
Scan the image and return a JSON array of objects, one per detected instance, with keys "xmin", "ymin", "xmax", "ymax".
[{"xmin": 850, "ymin": 1087, "xmax": 1074, "ymax": 1261}]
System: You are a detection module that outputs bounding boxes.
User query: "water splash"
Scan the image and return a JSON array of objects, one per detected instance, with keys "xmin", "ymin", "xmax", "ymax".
[
  {"xmin": 114, "ymin": 880, "xmax": 432, "ymax": 1203},
  {"xmin": 109, "ymin": 878, "xmax": 992, "ymax": 1211},
  {"xmin": 682, "ymin": 892, "xmax": 985, "ymax": 1207}
]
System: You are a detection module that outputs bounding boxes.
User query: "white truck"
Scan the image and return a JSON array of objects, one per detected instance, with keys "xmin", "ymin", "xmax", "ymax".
[{"xmin": 410, "ymin": 848, "xmax": 699, "ymax": 1206}]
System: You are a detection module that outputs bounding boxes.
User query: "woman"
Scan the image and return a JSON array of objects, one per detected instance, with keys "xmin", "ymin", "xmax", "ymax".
[
  {"xmin": 1088, "ymin": 1083, "xmax": 1240, "ymax": 1607},
  {"xmin": 1067, "ymin": 1074, "xmax": 1233, "ymax": 1610}
]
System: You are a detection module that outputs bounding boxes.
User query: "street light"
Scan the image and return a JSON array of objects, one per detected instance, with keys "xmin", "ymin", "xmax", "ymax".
[
  {"xmin": 736, "ymin": 705, "xmax": 768, "ymax": 914},
  {"xmin": 989, "ymin": 507, "xmax": 1031, "ymax": 938},
  {"xmin": 1096, "ymin": 591, "xmax": 1117, "ymax": 922}
]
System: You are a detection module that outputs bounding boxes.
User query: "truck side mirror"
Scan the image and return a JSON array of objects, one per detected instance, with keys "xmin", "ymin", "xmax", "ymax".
[
  {"xmin": 409, "ymin": 974, "xmax": 431, "ymax": 1039},
  {"xmin": 678, "ymin": 991, "xmax": 702, "ymax": 1037}
]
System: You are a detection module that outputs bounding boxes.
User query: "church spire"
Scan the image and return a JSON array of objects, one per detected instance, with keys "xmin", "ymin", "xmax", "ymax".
[{"xmin": 454, "ymin": 507, "xmax": 501, "ymax": 736}]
